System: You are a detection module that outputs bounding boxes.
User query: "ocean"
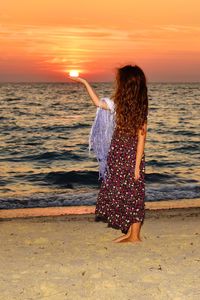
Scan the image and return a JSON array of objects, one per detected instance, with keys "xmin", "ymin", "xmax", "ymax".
[{"xmin": 0, "ymin": 82, "xmax": 199, "ymax": 209}]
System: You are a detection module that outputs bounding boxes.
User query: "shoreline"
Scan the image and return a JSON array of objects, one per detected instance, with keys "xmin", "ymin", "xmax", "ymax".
[{"xmin": 0, "ymin": 198, "xmax": 199, "ymax": 219}]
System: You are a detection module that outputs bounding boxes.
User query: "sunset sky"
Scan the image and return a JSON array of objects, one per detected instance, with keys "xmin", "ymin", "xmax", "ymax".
[{"xmin": 0, "ymin": 0, "xmax": 199, "ymax": 82}]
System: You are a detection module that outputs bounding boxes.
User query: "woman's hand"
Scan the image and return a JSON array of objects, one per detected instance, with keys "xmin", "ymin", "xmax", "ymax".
[
  {"xmin": 134, "ymin": 167, "xmax": 140, "ymax": 181},
  {"xmin": 68, "ymin": 76, "xmax": 87, "ymax": 85}
]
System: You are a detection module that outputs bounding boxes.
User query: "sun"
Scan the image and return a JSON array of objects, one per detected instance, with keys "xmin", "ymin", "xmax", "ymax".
[{"xmin": 69, "ymin": 70, "xmax": 79, "ymax": 77}]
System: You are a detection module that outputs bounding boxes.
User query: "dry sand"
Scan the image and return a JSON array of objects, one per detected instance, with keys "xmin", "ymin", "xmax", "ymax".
[{"xmin": 0, "ymin": 205, "xmax": 200, "ymax": 300}]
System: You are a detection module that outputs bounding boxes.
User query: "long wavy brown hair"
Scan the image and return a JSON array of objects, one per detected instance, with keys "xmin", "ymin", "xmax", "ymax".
[{"xmin": 112, "ymin": 65, "xmax": 148, "ymax": 136}]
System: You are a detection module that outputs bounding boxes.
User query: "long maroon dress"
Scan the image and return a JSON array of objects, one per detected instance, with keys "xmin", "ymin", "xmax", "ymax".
[{"xmin": 95, "ymin": 127, "xmax": 145, "ymax": 234}]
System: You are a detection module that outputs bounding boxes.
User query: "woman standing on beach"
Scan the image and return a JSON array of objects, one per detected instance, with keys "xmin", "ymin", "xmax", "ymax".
[{"xmin": 70, "ymin": 65, "xmax": 148, "ymax": 243}]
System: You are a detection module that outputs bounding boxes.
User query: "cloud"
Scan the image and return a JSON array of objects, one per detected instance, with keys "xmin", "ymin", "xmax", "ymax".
[
  {"xmin": 0, "ymin": 22, "xmax": 199, "ymax": 78},
  {"xmin": 0, "ymin": 23, "xmax": 124, "ymax": 40},
  {"xmin": 0, "ymin": 24, "xmax": 130, "ymax": 70},
  {"xmin": 128, "ymin": 24, "xmax": 200, "ymax": 39},
  {"xmin": 159, "ymin": 25, "xmax": 200, "ymax": 32}
]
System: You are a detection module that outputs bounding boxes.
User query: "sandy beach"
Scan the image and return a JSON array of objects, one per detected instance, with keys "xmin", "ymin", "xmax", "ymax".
[{"xmin": 0, "ymin": 201, "xmax": 200, "ymax": 300}]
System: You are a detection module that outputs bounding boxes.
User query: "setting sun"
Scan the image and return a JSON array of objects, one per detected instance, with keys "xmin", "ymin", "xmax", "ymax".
[{"xmin": 69, "ymin": 70, "xmax": 80, "ymax": 77}]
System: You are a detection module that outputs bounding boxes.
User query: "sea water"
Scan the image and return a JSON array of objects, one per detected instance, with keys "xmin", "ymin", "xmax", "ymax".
[{"xmin": 0, "ymin": 82, "xmax": 199, "ymax": 209}]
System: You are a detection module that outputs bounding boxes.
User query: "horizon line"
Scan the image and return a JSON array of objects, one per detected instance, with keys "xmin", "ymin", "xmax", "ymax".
[{"xmin": 0, "ymin": 81, "xmax": 200, "ymax": 84}]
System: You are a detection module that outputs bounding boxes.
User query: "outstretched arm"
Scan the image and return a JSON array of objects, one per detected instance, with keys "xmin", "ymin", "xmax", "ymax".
[
  {"xmin": 134, "ymin": 122, "xmax": 147, "ymax": 180},
  {"xmin": 68, "ymin": 77, "xmax": 109, "ymax": 110}
]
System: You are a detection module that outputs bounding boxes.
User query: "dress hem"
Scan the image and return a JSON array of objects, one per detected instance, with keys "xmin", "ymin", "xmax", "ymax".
[{"xmin": 94, "ymin": 212, "xmax": 145, "ymax": 234}]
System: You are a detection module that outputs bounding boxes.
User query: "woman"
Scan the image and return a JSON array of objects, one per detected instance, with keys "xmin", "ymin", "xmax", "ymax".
[{"xmin": 70, "ymin": 65, "xmax": 148, "ymax": 243}]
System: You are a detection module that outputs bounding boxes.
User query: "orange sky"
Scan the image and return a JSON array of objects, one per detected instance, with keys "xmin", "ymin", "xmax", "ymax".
[{"xmin": 0, "ymin": 0, "xmax": 200, "ymax": 82}]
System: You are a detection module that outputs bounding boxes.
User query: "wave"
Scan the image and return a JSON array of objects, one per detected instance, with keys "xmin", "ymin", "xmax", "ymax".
[
  {"xmin": 147, "ymin": 160, "xmax": 179, "ymax": 167},
  {"xmin": 30, "ymin": 123, "xmax": 91, "ymax": 133},
  {"xmin": 173, "ymin": 130, "xmax": 199, "ymax": 137},
  {"xmin": 24, "ymin": 170, "xmax": 99, "ymax": 188},
  {"xmin": 145, "ymin": 173, "xmax": 176, "ymax": 183},
  {"xmin": 4, "ymin": 97, "xmax": 25, "ymax": 101},
  {"xmin": 11, "ymin": 170, "xmax": 199, "ymax": 188},
  {"xmin": 0, "ymin": 150, "xmax": 87, "ymax": 162},
  {"xmin": 23, "ymin": 171, "xmax": 178, "ymax": 186},
  {"xmin": 24, "ymin": 150, "xmax": 86, "ymax": 162},
  {"xmin": 7, "ymin": 168, "xmax": 198, "ymax": 183},
  {"xmin": 169, "ymin": 144, "xmax": 199, "ymax": 153},
  {"xmin": 0, "ymin": 184, "xmax": 199, "ymax": 209}
]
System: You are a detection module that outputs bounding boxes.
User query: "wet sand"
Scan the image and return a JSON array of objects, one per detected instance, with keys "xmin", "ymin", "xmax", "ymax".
[
  {"xmin": 1, "ymin": 198, "xmax": 200, "ymax": 219},
  {"xmin": 0, "ymin": 202, "xmax": 200, "ymax": 300}
]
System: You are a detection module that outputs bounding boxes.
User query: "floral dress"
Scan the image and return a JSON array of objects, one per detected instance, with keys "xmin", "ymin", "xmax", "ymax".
[{"xmin": 95, "ymin": 127, "xmax": 146, "ymax": 234}]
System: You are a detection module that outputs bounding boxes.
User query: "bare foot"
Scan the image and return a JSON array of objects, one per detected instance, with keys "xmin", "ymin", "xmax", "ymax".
[
  {"xmin": 112, "ymin": 233, "xmax": 130, "ymax": 243},
  {"xmin": 126, "ymin": 237, "xmax": 142, "ymax": 243},
  {"xmin": 112, "ymin": 228, "xmax": 131, "ymax": 243},
  {"xmin": 117, "ymin": 236, "xmax": 142, "ymax": 243},
  {"xmin": 116, "ymin": 222, "xmax": 142, "ymax": 243}
]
